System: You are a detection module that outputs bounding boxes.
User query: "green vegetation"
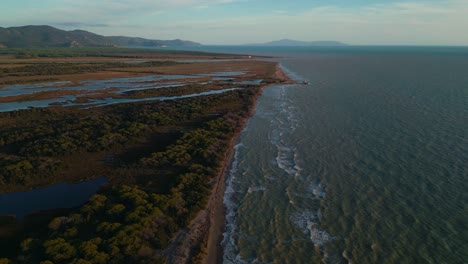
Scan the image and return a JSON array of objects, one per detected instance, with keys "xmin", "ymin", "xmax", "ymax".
[
  {"xmin": 0, "ymin": 47, "xmax": 218, "ymax": 59},
  {"xmin": 0, "ymin": 48, "xmax": 276, "ymax": 263},
  {"xmin": 0, "ymin": 61, "xmax": 177, "ymax": 79},
  {"xmin": 0, "ymin": 87, "xmax": 257, "ymax": 191},
  {"xmin": 0, "ymin": 25, "xmax": 200, "ymax": 49},
  {"xmin": 0, "ymin": 86, "xmax": 260, "ymax": 263},
  {"xmin": 0, "ymin": 60, "xmax": 176, "ymax": 74},
  {"xmin": 124, "ymin": 82, "xmax": 259, "ymax": 99}
]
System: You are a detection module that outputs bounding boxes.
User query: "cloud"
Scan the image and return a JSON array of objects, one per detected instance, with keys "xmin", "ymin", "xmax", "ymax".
[
  {"xmin": 272, "ymin": 10, "xmax": 288, "ymax": 14},
  {"xmin": 1, "ymin": 0, "xmax": 467, "ymax": 45},
  {"xmin": 150, "ymin": 0, "xmax": 468, "ymax": 45},
  {"xmin": 54, "ymin": 22, "xmax": 110, "ymax": 28},
  {"xmin": 58, "ymin": 0, "xmax": 237, "ymax": 15},
  {"xmin": 290, "ymin": 0, "xmax": 468, "ymax": 44},
  {"xmin": 1, "ymin": 0, "xmax": 238, "ymax": 27}
]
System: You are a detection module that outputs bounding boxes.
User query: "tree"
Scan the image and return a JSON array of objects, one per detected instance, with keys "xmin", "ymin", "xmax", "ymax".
[
  {"xmin": 107, "ymin": 204, "xmax": 126, "ymax": 216},
  {"xmin": 43, "ymin": 238, "xmax": 77, "ymax": 262},
  {"xmin": 77, "ymin": 237, "xmax": 112, "ymax": 263},
  {"xmin": 21, "ymin": 238, "xmax": 34, "ymax": 252},
  {"xmin": 48, "ymin": 217, "xmax": 68, "ymax": 231}
]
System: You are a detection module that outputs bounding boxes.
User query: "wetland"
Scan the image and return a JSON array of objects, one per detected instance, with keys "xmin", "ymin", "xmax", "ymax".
[{"xmin": 0, "ymin": 48, "xmax": 287, "ymax": 264}]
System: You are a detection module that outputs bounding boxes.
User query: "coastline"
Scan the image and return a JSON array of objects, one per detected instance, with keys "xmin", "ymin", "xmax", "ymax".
[
  {"xmin": 162, "ymin": 62, "xmax": 293, "ymax": 264},
  {"xmin": 0, "ymin": 50, "xmax": 293, "ymax": 263},
  {"xmin": 203, "ymin": 63, "xmax": 294, "ymax": 264}
]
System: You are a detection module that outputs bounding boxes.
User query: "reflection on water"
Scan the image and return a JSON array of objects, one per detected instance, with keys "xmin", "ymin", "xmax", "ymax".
[
  {"xmin": 0, "ymin": 81, "xmax": 72, "ymax": 97},
  {"xmin": 0, "ymin": 71, "xmax": 256, "ymax": 112},
  {"xmin": 237, "ymin": 80, "xmax": 263, "ymax": 85},
  {"xmin": 178, "ymin": 59, "xmax": 249, "ymax": 63},
  {"xmin": 0, "ymin": 177, "xmax": 108, "ymax": 219},
  {"xmin": 198, "ymin": 71, "xmax": 245, "ymax": 77},
  {"xmin": 0, "ymin": 95, "xmax": 77, "ymax": 112},
  {"xmin": 83, "ymin": 88, "xmax": 242, "ymax": 109}
]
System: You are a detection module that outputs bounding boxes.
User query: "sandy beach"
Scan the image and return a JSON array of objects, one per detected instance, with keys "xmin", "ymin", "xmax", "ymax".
[
  {"xmin": 204, "ymin": 63, "xmax": 295, "ymax": 264},
  {"xmin": 162, "ymin": 62, "xmax": 294, "ymax": 264},
  {"xmin": 0, "ymin": 48, "xmax": 292, "ymax": 263}
]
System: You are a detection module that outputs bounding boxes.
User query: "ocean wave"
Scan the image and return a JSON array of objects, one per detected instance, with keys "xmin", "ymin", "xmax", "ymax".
[
  {"xmin": 279, "ymin": 63, "xmax": 305, "ymax": 83},
  {"xmin": 291, "ymin": 211, "xmax": 334, "ymax": 247},
  {"xmin": 306, "ymin": 182, "xmax": 326, "ymax": 199},
  {"xmin": 247, "ymin": 186, "xmax": 266, "ymax": 194},
  {"xmin": 268, "ymin": 85, "xmax": 303, "ymax": 178},
  {"xmin": 223, "ymin": 143, "xmax": 249, "ymax": 264},
  {"xmin": 275, "ymin": 146, "xmax": 300, "ymax": 176}
]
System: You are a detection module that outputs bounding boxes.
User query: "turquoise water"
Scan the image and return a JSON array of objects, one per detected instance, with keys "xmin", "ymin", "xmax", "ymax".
[{"xmin": 190, "ymin": 46, "xmax": 468, "ymax": 263}]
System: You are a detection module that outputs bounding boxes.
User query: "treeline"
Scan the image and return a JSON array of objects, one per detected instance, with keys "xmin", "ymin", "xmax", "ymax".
[
  {"xmin": 0, "ymin": 87, "xmax": 257, "ymax": 192},
  {"xmin": 0, "ymin": 61, "xmax": 178, "ymax": 77},
  {"xmin": 125, "ymin": 83, "xmax": 259, "ymax": 99},
  {"xmin": 0, "ymin": 50, "xmax": 280, "ymax": 263},
  {"xmin": 0, "ymin": 86, "xmax": 259, "ymax": 263},
  {"xmin": 10, "ymin": 115, "xmax": 243, "ymax": 263},
  {"xmin": 0, "ymin": 48, "xmax": 221, "ymax": 59}
]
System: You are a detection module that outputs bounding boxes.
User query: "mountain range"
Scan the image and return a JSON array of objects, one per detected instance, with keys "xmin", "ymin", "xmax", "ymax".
[
  {"xmin": 249, "ymin": 39, "xmax": 347, "ymax": 46},
  {"xmin": 0, "ymin": 25, "xmax": 201, "ymax": 48}
]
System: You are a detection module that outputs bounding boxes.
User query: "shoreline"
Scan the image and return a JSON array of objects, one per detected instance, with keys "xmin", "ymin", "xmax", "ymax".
[
  {"xmin": 0, "ymin": 50, "xmax": 293, "ymax": 263},
  {"xmin": 162, "ymin": 62, "xmax": 294, "ymax": 264},
  {"xmin": 203, "ymin": 62, "xmax": 294, "ymax": 263}
]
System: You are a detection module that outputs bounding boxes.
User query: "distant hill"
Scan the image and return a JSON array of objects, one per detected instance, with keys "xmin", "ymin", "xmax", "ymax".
[
  {"xmin": 250, "ymin": 39, "xmax": 347, "ymax": 46},
  {"xmin": 0, "ymin": 25, "xmax": 201, "ymax": 48},
  {"xmin": 107, "ymin": 36, "xmax": 200, "ymax": 48}
]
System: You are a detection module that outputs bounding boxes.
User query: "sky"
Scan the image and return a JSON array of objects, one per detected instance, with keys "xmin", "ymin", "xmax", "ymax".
[{"xmin": 1, "ymin": 0, "xmax": 467, "ymax": 45}]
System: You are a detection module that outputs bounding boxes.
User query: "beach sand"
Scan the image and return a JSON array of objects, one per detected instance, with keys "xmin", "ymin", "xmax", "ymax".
[
  {"xmin": 204, "ymin": 63, "xmax": 294, "ymax": 264},
  {"xmin": 163, "ymin": 63, "xmax": 293, "ymax": 264}
]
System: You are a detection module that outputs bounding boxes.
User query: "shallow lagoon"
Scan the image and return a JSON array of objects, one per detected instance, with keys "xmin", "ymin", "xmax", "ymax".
[{"xmin": 0, "ymin": 72, "xmax": 256, "ymax": 112}]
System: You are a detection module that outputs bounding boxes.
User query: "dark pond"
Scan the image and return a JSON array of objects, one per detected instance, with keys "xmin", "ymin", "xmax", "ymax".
[{"xmin": 0, "ymin": 177, "xmax": 108, "ymax": 219}]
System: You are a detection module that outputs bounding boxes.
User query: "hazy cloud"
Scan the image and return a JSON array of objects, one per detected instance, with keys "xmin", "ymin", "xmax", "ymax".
[
  {"xmin": 54, "ymin": 22, "xmax": 110, "ymax": 28},
  {"xmin": 1, "ymin": 0, "xmax": 239, "ymax": 27},
  {"xmin": 59, "ymin": 0, "xmax": 237, "ymax": 14},
  {"xmin": 1, "ymin": 0, "xmax": 467, "ymax": 45},
  {"xmin": 148, "ymin": 0, "xmax": 468, "ymax": 45}
]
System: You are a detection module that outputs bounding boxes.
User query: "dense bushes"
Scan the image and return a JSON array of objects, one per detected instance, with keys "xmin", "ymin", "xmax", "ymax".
[
  {"xmin": 0, "ymin": 82, "xmax": 261, "ymax": 262},
  {"xmin": 19, "ymin": 181, "xmax": 204, "ymax": 263},
  {"xmin": 0, "ymin": 47, "xmax": 219, "ymax": 59},
  {"xmin": 0, "ymin": 89, "xmax": 251, "ymax": 188},
  {"xmin": 0, "ymin": 61, "xmax": 178, "ymax": 77},
  {"xmin": 0, "ymin": 157, "xmax": 60, "ymax": 186},
  {"xmin": 11, "ymin": 109, "xmax": 249, "ymax": 263}
]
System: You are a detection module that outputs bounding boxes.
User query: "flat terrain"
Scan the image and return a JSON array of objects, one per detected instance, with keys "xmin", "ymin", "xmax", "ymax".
[{"xmin": 0, "ymin": 48, "xmax": 287, "ymax": 264}]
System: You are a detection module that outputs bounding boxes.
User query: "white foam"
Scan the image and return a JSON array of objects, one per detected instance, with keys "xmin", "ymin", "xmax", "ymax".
[
  {"xmin": 266, "ymin": 84, "xmax": 304, "ymax": 179},
  {"xmin": 275, "ymin": 144, "xmax": 300, "ymax": 176},
  {"xmin": 291, "ymin": 211, "xmax": 334, "ymax": 247},
  {"xmin": 306, "ymin": 183, "xmax": 326, "ymax": 199},
  {"xmin": 247, "ymin": 186, "xmax": 266, "ymax": 194},
  {"xmin": 279, "ymin": 63, "xmax": 307, "ymax": 83},
  {"xmin": 222, "ymin": 64, "xmax": 320, "ymax": 262},
  {"xmin": 223, "ymin": 143, "xmax": 251, "ymax": 264}
]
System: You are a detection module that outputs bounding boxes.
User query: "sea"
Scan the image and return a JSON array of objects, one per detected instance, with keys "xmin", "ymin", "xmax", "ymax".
[{"xmin": 169, "ymin": 46, "xmax": 468, "ymax": 263}]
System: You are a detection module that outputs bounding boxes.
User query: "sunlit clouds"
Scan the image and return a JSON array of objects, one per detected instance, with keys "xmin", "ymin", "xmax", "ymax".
[{"xmin": 1, "ymin": 0, "xmax": 467, "ymax": 45}]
